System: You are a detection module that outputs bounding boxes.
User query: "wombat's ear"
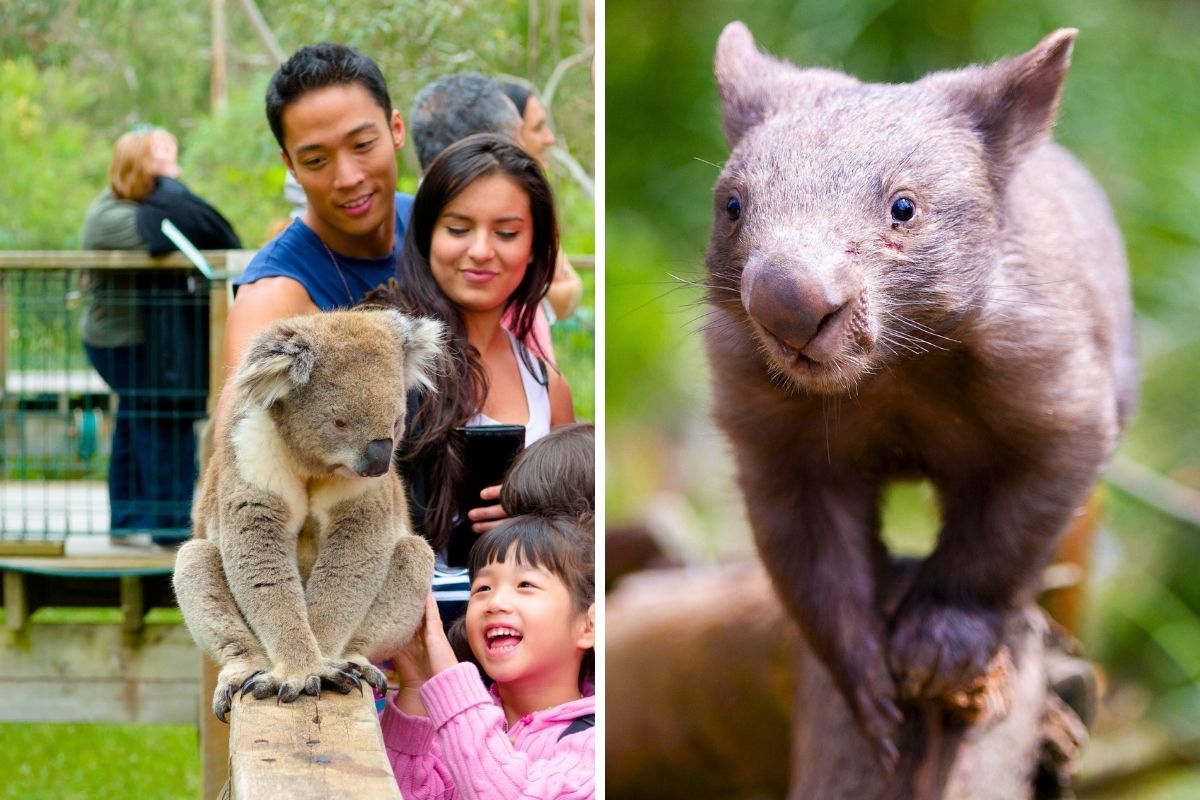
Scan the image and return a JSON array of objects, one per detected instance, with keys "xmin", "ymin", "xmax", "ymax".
[
  {"xmin": 235, "ymin": 322, "xmax": 316, "ymax": 409},
  {"xmin": 715, "ymin": 22, "xmax": 857, "ymax": 147},
  {"xmin": 945, "ymin": 28, "xmax": 1077, "ymax": 183},
  {"xmin": 715, "ymin": 22, "xmax": 790, "ymax": 146},
  {"xmin": 381, "ymin": 310, "xmax": 445, "ymax": 393}
]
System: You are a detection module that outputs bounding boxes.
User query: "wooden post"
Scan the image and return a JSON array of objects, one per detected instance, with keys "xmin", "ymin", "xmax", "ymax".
[
  {"xmin": 119, "ymin": 574, "xmax": 145, "ymax": 634},
  {"xmin": 228, "ymin": 687, "xmax": 401, "ymax": 799},
  {"xmin": 201, "ymin": 656, "xmax": 231, "ymax": 800},
  {"xmin": 2, "ymin": 570, "xmax": 29, "ymax": 632}
]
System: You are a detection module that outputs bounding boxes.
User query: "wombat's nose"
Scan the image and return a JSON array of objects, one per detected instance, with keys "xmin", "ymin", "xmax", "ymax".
[
  {"xmin": 741, "ymin": 258, "xmax": 853, "ymax": 362},
  {"xmin": 358, "ymin": 438, "xmax": 394, "ymax": 477}
]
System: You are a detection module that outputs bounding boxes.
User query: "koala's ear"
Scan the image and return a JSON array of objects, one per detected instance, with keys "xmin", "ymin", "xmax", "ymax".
[
  {"xmin": 380, "ymin": 310, "xmax": 445, "ymax": 393},
  {"xmin": 940, "ymin": 28, "xmax": 1077, "ymax": 185},
  {"xmin": 715, "ymin": 22, "xmax": 858, "ymax": 147},
  {"xmin": 235, "ymin": 322, "xmax": 316, "ymax": 409}
]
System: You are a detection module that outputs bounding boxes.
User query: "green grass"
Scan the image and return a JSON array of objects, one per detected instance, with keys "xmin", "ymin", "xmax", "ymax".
[
  {"xmin": 0, "ymin": 722, "xmax": 200, "ymax": 800},
  {"xmin": 0, "ymin": 607, "xmax": 199, "ymax": 798}
]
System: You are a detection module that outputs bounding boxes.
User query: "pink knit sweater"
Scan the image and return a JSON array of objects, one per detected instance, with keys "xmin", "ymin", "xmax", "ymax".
[{"xmin": 381, "ymin": 662, "xmax": 595, "ymax": 800}]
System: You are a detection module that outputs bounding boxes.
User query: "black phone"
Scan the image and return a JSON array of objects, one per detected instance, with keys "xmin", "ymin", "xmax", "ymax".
[{"xmin": 446, "ymin": 424, "xmax": 525, "ymax": 567}]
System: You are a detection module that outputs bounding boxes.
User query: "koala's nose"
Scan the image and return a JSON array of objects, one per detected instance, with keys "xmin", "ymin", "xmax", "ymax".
[{"xmin": 358, "ymin": 438, "xmax": 394, "ymax": 478}]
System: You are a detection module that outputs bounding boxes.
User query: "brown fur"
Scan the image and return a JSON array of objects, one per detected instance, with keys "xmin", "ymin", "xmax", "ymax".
[{"xmin": 704, "ymin": 23, "xmax": 1135, "ymax": 766}]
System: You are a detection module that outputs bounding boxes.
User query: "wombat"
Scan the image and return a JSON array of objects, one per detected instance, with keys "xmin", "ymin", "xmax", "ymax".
[{"xmin": 704, "ymin": 23, "xmax": 1136, "ymax": 766}]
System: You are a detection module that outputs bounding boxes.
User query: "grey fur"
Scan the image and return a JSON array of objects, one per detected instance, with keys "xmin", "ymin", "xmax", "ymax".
[
  {"xmin": 705, "ymin": 23, "xmax": 1136, "ymax": 768},
  {"xmin": 173, "ymin": 309, "xmax": 444, "ymax": 721},
  {"xmin": 410, "ymin": 72, "xmax": 522, "ymax": 171}
]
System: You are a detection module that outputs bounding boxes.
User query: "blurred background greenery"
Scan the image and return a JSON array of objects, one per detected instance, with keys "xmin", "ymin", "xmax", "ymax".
[
  {"xmin": 0, "ymin": 1, "xmax": 592, "ymax": 797},
  {"xmin": 607, "ymin": 0, "xmax": 1200, "ymax": 795}
]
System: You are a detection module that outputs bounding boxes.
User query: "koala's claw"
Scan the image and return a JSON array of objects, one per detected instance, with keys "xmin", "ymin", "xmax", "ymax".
[
  {"xmin": 239, "ymin": 670, "xmax": 268, "ymax": 699},
  {"xmin": 214, "ymin": 687, "xmax": 233, "ymax": 724},
  {"xmin": 361, "ymin": 666, "xmax": 388, "ymax": 695},
  {"xmin": 324, "ymin": 668, "xmax": 361, "ymax": 695}
]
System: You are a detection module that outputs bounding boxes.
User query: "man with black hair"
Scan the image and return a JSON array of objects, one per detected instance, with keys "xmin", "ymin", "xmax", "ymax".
[{"xmin": 219, "ymin": 43, "xmax": 411, "ymax": 427}]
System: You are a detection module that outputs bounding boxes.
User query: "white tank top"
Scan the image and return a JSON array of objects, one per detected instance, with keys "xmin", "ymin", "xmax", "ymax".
[{"xmin": 466, "ymin": 330, "xmax": 551, "ymax": 447}]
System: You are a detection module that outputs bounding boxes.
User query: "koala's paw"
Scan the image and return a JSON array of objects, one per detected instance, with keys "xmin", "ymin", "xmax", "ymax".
[
  {"xmin": 341, "ymin": 654, "xmax": 388, "ymax": 695},
  {"xmin": 889, "ymin": 602, "xmax": 1008, "ymax": 722},
  {"xmin": 212, "ymin": 660, "xmax": 270, "ymax": 723},
  {"xmin": 258, "ymin": 659, "xmax": 377, "ymax": 704}
]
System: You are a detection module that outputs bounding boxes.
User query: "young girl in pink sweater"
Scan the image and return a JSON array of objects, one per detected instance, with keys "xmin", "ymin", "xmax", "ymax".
[{"xmin": 381, "ymin": 513, "xmax": 595, "ymax": 800}]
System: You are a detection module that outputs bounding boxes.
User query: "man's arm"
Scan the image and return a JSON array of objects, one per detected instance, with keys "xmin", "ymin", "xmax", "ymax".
[{"xmin": 214, "ymin": 276, "xmax": 319, "ymax": 432}]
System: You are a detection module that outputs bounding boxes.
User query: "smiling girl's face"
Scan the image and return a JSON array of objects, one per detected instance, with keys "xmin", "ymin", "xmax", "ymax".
[
  {"xmin": 429, "ymin": 173, "xmax": 533, "ymax": 319},
  {"xmin": 465, "ymin": 549, "xmax": 592, "ymax": 691}
]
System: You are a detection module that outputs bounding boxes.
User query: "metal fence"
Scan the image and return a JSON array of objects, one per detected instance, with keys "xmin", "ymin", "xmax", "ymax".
[{"xmin": 0, "ymin": 251, "xmax": 247, "ymax": 549}]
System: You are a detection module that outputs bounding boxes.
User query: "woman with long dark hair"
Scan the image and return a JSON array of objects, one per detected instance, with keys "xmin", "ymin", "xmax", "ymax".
[{"xmin": 370, "ymin": 133, "xmax": 574, "ymax": 619}]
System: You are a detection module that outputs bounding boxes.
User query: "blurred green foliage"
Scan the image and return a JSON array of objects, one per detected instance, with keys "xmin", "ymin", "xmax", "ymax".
[{"xmin": 607, "ymin": 0, "xmax": 1200, "ymax": 788}]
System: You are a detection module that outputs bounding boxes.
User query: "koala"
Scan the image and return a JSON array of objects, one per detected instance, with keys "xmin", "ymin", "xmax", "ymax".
[
  {"xmin": 173, "ymin": 308, "xmax": 443, "ymax": 721},
  {"xmin": 704, "ymin": 24, "xmax": 1136, "ymax": 767}
]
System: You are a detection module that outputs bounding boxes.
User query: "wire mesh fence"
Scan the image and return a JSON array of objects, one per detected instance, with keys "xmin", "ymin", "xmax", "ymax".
[{"xmin": 1, "ymin": 252, "xmax": 236, "ymax": 546}]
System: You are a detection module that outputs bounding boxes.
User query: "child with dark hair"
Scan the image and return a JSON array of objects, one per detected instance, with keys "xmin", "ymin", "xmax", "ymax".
[
  {"xmin": 383, "ymin": 514, "xmax": 595, "ymax": 800},
  {"xmin": 500, "ymin": 422, "xmax": 594, "ymax": 519}
]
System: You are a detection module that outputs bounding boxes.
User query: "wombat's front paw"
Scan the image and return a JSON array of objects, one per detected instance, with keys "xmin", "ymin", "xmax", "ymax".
[
  {"xmin": 889, "ymin": 602, "xmax": 1007, "ymax": 721},
  {"xmin": 846, "ymin": 651, "xmax": 904, "ymax": 772}
]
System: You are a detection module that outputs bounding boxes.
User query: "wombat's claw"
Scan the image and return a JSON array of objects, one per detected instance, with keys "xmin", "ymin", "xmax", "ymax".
[{"xmin": 875, "ymin": 736, "xmax": 900, "ymax": 775}]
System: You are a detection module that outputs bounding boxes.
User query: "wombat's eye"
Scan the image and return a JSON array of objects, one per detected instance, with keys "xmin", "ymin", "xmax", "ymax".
[
  {"xmin": 333, "ymin": 418, "xmax": 349, "ymax": 430},
  {"xmin": 890, "ymin": 197, "xmax": 916, "ymax": 222},
  {"xmin": 725, "ymin": 196, "xmax": 741, "ymax": 222}
]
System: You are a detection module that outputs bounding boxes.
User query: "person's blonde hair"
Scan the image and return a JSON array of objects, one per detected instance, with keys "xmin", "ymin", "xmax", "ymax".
[{"xmin": 108, "ymin": 131, "xmax": 157, "ymax": 201}]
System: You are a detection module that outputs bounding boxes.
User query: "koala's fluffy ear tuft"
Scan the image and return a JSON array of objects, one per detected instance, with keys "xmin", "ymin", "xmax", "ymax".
[
  {"xmin": 939, "ymin": 28, "xmax": 1077, "ymax": 186},
  {"xmin": 379, "ymin": 309, "xmax": 446, "ymax": 393},
  {"xmin": 236, "ymin": 322, "xmax": 316, "ymax": 409}
]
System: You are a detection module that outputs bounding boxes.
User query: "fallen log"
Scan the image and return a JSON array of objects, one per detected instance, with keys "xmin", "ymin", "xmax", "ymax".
[{"xmin": 606, "ymin": 561, "xmax": 1093, "ymax": 799}]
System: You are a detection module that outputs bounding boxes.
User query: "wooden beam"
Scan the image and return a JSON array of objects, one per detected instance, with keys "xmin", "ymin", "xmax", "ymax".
[
  {"xmin": 0, "ymin": 250, "xmax": 255, "ymax": 271},
  {"xmin": 0, "ymin": 540, "xmax": 66, "ymax": 557},
  {"xmin": 0, "ymin": 622, "xmax": 198, "ymax": 724},
  {"xmin": 229, "ymin": 687, "xmax": 401, "ymax": 799}
]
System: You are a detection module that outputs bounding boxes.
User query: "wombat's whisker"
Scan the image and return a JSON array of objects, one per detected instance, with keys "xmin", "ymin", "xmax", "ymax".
[{"xmin": 693, "ymin": 156, "xmax": 726, "ymax": 170}]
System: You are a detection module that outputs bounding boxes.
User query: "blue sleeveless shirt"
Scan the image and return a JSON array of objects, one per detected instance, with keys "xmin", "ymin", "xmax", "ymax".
[{"xmin": 234, "ymin": 192, "xmax": 414, "ymax": 310}]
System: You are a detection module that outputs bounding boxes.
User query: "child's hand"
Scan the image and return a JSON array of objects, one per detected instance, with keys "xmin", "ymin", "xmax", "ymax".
[
  {"xmin": 391, "ymin": 594, "xmax": 460, "ymax": 715},
  {"xmin": 468, "ymin": 484, "xmax": 508, "ymax": 533}
]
